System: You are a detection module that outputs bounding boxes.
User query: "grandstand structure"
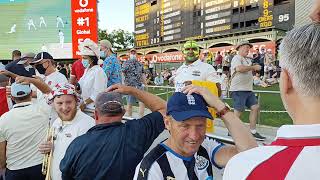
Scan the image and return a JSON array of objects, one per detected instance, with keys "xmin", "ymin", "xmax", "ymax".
[{"xmin": 118, "ymin": 0, "xmax": 310, "ymax": 62}]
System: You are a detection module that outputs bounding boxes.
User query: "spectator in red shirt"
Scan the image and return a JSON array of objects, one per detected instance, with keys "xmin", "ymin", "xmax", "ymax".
[
  {"xmin": 215, "ymin": 51, "xmax": 223, "ymax": 68},
  {"xmin": 0, "ymin": 75, "xmax": 9, "ymax": 116},
  {"xmin": 70, "ymin": 59, "xmax": 84, "ymax": 85}
]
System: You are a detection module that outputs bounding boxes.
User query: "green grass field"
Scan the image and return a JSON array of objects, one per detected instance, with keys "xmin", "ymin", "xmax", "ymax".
[
  {"xmin": 0, "ymin": 0, "xmax": 71, "ymax": 59},
  {"xmin": 144, "ymin": 84, "xmax": 292, "ymax": 127}
]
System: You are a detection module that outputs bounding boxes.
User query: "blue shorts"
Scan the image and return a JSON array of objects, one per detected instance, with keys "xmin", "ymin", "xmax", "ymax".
[
  {"xmin": 126, "ymin": 86, "xmax": 144, "ymax": 105},
  {"xmin": 231, "ymin": 91, "xmax": 258, "ymax": 112}
]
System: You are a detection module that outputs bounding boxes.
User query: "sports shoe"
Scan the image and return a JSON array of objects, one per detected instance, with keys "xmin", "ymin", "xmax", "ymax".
[{"xmin": 252, "ymin": 132, "xmax": 266, "ymax": 141}]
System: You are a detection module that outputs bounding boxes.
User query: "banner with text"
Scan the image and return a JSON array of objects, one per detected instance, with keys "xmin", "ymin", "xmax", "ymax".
[
  {"xmin": 71, "ymin": 0, "xmax": 98, "ymax": 59},
  {"xmin": 119, "ymin": 41, "xmax": 276, "ymax": 63}
]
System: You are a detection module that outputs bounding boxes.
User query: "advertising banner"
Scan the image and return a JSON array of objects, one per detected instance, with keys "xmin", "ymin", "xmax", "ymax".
[
  {"xmin": 209, "ymin": 41, "xmax": 276, "ymax": 55},
  {"xmin": 71, "ymin": 0, "xmax": 98, "ymax": 59},
  {"xmin": 119, "ymin": 41, "xmax": 276, "ymax": 63}
]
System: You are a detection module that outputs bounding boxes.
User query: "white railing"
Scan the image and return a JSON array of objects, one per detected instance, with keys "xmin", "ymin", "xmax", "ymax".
[{"xmin": 145, "ymin": 85, "xmax": 287, "ymax": 124}]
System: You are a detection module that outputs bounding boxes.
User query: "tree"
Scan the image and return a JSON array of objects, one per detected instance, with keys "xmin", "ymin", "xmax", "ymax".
[{"xmin": 98, "ymin": 29, "xmax": 134, "ymax": 51}]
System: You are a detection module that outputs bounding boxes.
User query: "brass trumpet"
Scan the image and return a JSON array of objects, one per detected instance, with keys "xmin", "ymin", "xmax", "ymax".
[{"xmin": 42, "ymin": 127, "xmax": 54, "ymax": 180}]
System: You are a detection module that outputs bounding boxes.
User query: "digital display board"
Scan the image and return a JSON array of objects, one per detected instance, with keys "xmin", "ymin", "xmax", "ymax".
[
  {"xmin": 134, "ymin": 0, "xmax": 293, "ymax": 47},
  {"xmin": 0, "ymin": 0, "xmax": 98, "ymax": 60}
]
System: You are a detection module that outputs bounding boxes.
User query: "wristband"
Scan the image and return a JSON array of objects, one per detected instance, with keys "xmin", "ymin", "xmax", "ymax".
[{"xmin": 216, "ymin": 105, "xmax": 231, "ymax": 118}]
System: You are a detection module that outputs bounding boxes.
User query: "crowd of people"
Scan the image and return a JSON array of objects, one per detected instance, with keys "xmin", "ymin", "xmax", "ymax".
[
  {"xmin": 0, "ymin": 2, "xmax": 319, "ymax": 180},
  {"xmin": 141, "ymin": 46, "xmax": 280, "ymax": 92}
]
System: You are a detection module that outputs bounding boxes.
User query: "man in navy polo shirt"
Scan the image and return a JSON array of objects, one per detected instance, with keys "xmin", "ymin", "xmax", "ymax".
[
  {"xmin": 5, "ymin": 52, "xmax": 36, "ymax": 83},
  {"xmin": 60, "ymin": 84, "xmax": 166, "ymax": 180}
]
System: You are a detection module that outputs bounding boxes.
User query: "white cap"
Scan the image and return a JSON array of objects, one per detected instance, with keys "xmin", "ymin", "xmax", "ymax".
[{"xmin": 78, "ymin": 38, "xmax": 100, "ymax": 58}]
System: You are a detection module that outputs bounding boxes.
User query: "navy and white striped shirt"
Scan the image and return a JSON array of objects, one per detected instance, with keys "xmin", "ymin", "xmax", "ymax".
[{"xmin": 134, "ymin": 138, "xmax": 225, "ymax": 180}]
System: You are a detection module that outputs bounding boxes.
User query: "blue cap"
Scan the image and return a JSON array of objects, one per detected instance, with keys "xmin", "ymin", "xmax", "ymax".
[
  {"xmin": 11, "ymin": 83, "xmax": 31, "ymax": 97},
  {"xmin": 167, "ymin": 92, "xmax": 213, "ymax": 121}
]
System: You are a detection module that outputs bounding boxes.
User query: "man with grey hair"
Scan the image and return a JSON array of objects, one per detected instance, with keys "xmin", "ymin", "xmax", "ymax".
[
  {"xmin": 223, "ymin": 23, "xmax": 320, "ymax": 180},
  {"xmin": 60, "ymin": 84, "xmax": 166, "ymax": 180}
]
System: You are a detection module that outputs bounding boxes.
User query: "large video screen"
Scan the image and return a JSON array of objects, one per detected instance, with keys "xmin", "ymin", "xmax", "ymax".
[{"xmin": 0, "ymin": 0, "xmax": 97, "ymax": 60}]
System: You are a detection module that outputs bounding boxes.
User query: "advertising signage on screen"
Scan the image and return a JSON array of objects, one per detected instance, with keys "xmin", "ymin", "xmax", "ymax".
[{"xmin": 0, "ymin": 0, "xmax": 97, "ymax": 60}]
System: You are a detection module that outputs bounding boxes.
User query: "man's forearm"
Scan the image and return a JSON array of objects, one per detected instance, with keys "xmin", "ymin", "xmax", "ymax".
[
  {"xmin": 0, "ymin": 142, "xmax": 6, "ymax": 169},
  {"xmin": 221, "ymin": 112, "xmax": 258, "ymax": 151},
  {"xmin": 129, "ymin": 86, "xmax": 166, "ymax": 114},
  {"xmin": 236, "ymin": 65, "xmax": 254, "ymax": 73},
  {"xmin": 9, "ymin": 72, "xmax": 18, "ymax": 79},
  {"xmin": 69, "ymin": 75, "xmax": 76, "ymax": 85},
  {"xmin": 30, "ymin": 78, "xmax": 51, "ymax": 94},
  {"xmin": 0, "ymin": 159, "xmax": 5, "ymax": 169}
]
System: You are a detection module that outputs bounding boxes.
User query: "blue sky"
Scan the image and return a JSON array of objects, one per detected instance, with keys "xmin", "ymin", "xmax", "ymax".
[{"xmin": 98, "ymin": 0, "xmax": 134, "ymax": 33}]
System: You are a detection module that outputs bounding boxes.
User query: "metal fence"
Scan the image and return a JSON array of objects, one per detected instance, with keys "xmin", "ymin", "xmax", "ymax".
[{"xmin": 144, "ymin": 85, "xmax": 288, "ymax": 124}]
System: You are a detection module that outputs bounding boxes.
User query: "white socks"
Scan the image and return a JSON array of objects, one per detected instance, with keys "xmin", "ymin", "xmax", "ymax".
[{"xmin": 250, "ymin": 129, "xmax": 257, "ymax": 134}]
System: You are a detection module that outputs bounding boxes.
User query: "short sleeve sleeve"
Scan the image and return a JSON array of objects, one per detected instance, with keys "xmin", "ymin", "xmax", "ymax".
[
  {"xmin": 133, "ymin": 162, "xmax": 164, "ymax": 180},
  {"xmin": 0, "ymin": 120, "xmax": 6, "ymax": 142},
  {"xmin": 205, "ymin": 65, "xmax": 220, "ymax": 83},
  {"xmin": 5, "ymin": 62, "xmax": 13, "ymax": 72},
  {"xmin": 201, "ymin": 137, "xmax": 225, "ymax": 169},
  {"xmin": 231, "ymin": 56, "xmax": 243, "ymax": 70}
]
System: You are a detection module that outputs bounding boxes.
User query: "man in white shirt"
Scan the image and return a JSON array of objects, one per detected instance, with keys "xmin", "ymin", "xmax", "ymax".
[
  {"xmin": 34, "ymin": 82, "xmax": 95, "ymax": 180},
  {"xmin": 224, "ymin": 23, "xmax": 320, "ymax": 180},
  {"xmin": 28, "ymin": 18, "xmax": 37, "ymax": 31},
  {"xmin": 154, "ymin": 73, "xmax": 164, "ymax": 86},
  {"xmin": 56, "ymin": 16, "xmax": 64, "ymax": 28},
  {"xmin": 217, "ymin": 69, "xmax": 227, "ymax": 98},
  {"xmin": 172, "ymin": 41, "xmax": 220, "ymax": 92},
  {"xmin": 39, "ymin": 16, "xmax": 46, "ymax": 28},
  {"xmin": 30, "ymin": 52, "xmax": 68, "ymax": 103},
  {"xmin": 58, "ymin": 30, "xmax": 64, "ymax": 48},
  {"xmin": 6, "ymin": 24, "xmax": 16, "ymax": 34},
  {"xmin": 0, "ymin": 82, "xmax": 50, "ymax": 180},
  {"xmin": 229, "ymin": 40, "xmax": 265, "ymax": 140},
  {"xmin": 148, "ymin": 59, "xmax": 155, "ymax": 76}
]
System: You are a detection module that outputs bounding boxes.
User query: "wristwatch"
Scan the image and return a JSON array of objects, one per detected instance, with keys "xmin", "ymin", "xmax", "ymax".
[{"xmin": 216, "ymin": 104, "xmax": 231, "ymax": 118}]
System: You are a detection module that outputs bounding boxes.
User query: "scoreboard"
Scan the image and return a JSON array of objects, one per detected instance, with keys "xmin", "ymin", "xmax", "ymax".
[{"xmin": 134, "ymin": 0, "xmax": 294, "ymax": 47}]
